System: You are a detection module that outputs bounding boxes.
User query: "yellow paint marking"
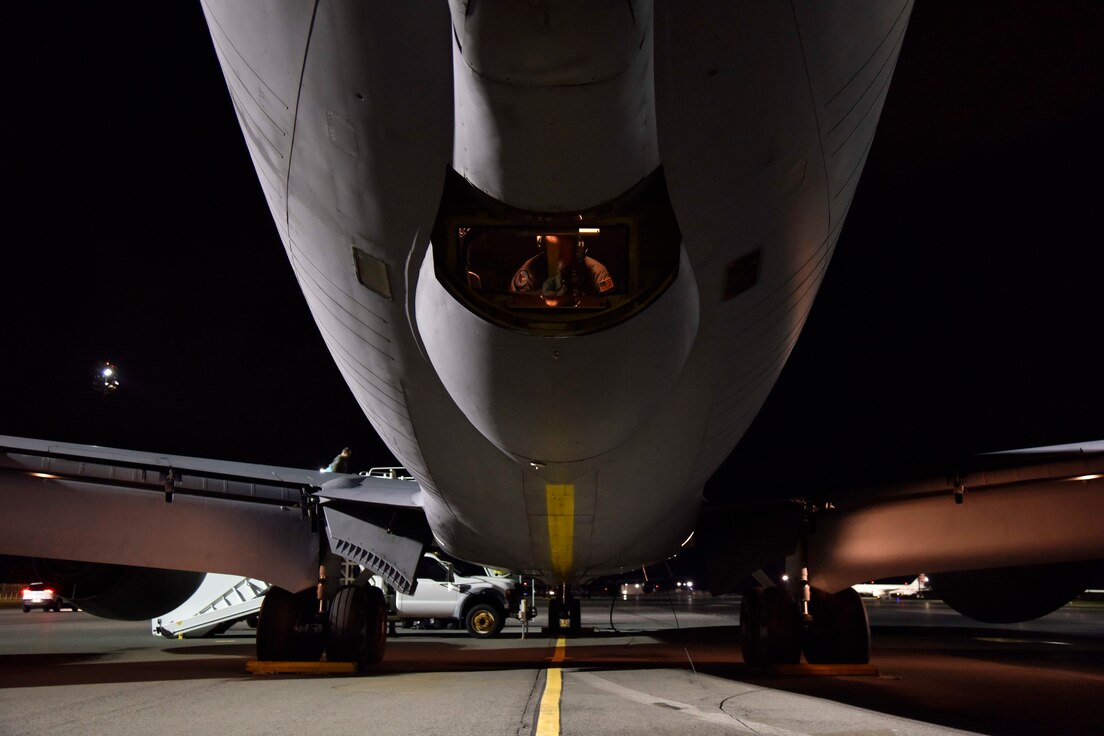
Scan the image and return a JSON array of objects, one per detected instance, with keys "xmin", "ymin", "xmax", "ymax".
[
  {"xmin": 546, "ymin": 483, "xmax": 574, "ymax": 578},
  {"xmin": 535, "ymin": 665, "xmax": 564, "ymax": 736},
  {"xmin": 551, "ymin": 636, "xmax": 567, "ymax": 663}
]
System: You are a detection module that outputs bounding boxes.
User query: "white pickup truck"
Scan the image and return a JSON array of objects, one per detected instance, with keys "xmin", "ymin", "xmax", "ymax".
[{"xmin": 382, "ymin": 553, "xmax": 531, "ymax": 638}]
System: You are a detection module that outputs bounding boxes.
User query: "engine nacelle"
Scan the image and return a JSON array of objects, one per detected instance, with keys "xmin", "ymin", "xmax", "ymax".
[
  {"xmin": 31, "ymin": 558, "xmax": 205, "ymax": 620},
  {"xmin": 931, "ymin": 559, "xmax": 1101, "ymax": 624}
]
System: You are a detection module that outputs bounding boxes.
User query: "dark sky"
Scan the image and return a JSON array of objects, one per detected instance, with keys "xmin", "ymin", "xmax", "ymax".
[{"xmin": 2, "ymin": 3, "xmax": 1102, "ymax": 499}]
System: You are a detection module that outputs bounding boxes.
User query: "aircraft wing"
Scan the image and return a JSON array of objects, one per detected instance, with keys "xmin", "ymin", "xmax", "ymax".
[
  {"xmin": 701, "ymin": 439, "xmax": 1104, "ymax": 594},
  {"xmin": 0, "ymin": 435, "xmax": 429, "ymax": 595}
]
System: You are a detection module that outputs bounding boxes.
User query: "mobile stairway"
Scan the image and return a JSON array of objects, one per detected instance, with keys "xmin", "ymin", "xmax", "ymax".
[{"xmin": 153, "ymin": 574, "xmax": 269, "ymax": 638}]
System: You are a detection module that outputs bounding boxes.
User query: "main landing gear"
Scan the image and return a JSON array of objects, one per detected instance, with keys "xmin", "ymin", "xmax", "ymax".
[
  {"xmin": 256, "ymin": 583, "xmax": 388, "ymax": 669},
  {"xmin": 741, "ymin": 581, "xmax": 870, "ymax": 666},
  {"xmin": 546, "ymin": 584, "xmax": 582, "ymax": 636}
]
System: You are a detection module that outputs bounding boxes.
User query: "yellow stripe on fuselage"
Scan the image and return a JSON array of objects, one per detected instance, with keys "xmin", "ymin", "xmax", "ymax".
[{"xmin": 546, "ymin": 483, "xmax": 574, "ymax": 578}]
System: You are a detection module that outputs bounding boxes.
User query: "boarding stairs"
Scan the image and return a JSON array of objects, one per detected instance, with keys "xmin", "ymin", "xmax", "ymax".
[{"xmin": 153, "ymin": 574, "xmax": 270, "ymax": 638}]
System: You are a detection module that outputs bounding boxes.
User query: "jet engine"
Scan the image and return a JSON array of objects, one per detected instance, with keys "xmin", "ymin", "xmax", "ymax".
[
  {"xmin": 31, "ymin": 557, "xmax": 205, "ymax": 620},
  {"xmin": 931, "ymin": 559, "xmax": 1101, "ymax": 624}
]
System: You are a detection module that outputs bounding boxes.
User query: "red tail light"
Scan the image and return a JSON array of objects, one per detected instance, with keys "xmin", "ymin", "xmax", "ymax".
[
  {"xmin": 44, "ymin": 589, "xmax": 54, "ymax": 596},
  {"xmin": 22, "ymin": 589, "xmax": 30, "ymax": 597}
]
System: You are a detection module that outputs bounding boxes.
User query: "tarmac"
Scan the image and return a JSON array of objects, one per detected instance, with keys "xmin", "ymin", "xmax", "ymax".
[{"xmin": 0, "ymin": 595, "xmax": 1100, "ymax": 735}]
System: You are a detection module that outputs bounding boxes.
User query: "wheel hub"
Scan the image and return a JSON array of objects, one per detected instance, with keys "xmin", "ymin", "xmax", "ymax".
[{"xmin": 472, "ymin": 610, "xmax": 495, "ymax": 632}]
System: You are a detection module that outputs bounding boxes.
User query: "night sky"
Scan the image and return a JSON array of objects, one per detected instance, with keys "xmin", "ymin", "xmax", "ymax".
[{"xmin": 2, "ymin": 3, "xmax": 1102, "ymax": 503}]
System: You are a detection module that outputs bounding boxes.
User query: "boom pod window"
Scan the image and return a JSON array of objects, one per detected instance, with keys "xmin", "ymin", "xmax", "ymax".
[{"xmin": 432, "ymin": 172, "xmax": 681, "ymax": 335}]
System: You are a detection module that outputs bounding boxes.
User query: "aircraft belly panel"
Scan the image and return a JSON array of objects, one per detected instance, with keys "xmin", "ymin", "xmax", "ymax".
[
  {"xmin": 415, "ymin": 247, "xmax": 700, "ymax": 465},
  {"xmin": 402, "ymin": 310, "xmax": 719, "ymax": 579}
]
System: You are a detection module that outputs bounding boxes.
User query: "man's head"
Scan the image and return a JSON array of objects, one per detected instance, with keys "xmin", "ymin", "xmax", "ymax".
[{"xmin": 539, "ymin": 234, "xmax": 583, "ymax": 272}]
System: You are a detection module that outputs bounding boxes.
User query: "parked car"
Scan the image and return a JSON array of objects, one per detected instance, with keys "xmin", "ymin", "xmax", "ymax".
[
  {"xmin": 379, "ymin": 553, "xmax": 533, "ymax": 638},
  {"xmin": 22, "ymin": 582, "xmax": 63, "ymax": 612}
]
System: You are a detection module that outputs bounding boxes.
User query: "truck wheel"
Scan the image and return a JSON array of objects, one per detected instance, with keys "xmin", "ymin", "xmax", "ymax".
[{"xmin": 465, "ymin": 602, "xmax": 505, "ymax": 638}]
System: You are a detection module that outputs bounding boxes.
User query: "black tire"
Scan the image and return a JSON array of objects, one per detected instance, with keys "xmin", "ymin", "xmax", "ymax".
[
  {"xmin": 803, "ymin": 587, "xmax": 870, "ymax": 664},
  {"xmin": 832, "ymin": 587, "xmax": 871, "ymax": 663},
  {"xmin": 364, "ymin": 586, "xmax": 387, "ymax": 665},
  {"xmin": 22, "ymin": 605, "xmax": 29, "ymax": 613},
  {"xmin": 760, "ymin": 586, "xmax": 802, "ymax": 664},
  {"xmin": 568, "ymin": 598, "xmax": 582, "ymax": 633},
  {"xmin": 547, "ymin": 598, "xmax": 562, "ymax": 637},
  {"xmin": 740, "ymin": 588, "xmax": 764, "ymax": 666},
  {"xmin": 465, "ymin": 601, "xmax": 505, "ymax": 638},
  {"xmin": 256, "ymin": 587, "xmax": 323, "ymax": 662},
  {"xmin": 328, "ymin": 585, "xmax": 387, "ymax": 666}
]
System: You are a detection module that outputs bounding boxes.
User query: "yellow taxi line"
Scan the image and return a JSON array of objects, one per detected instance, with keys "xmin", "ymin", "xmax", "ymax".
[{"xmin": 535, "ymin": 637, "xmax": 568, "ymax": 736}]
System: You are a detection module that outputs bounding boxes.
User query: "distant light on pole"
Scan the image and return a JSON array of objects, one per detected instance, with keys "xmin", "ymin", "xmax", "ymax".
[{"xmin": 94, "ymin": 362, "xmax": 120, "ymax": 394}]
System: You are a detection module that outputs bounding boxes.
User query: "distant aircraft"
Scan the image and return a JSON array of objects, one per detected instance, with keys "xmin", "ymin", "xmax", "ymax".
[
  {"xmin": 852, "ymin": 575, "xmax": 928, "ymax": 599},
  {"xmin": 2, "ymin": 1, "xmax": 1101, "ymax": 669}
]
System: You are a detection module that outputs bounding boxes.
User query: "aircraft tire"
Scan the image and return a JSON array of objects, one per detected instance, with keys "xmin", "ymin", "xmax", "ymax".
[
  {"xmin": 741, "ymin": 587, "xmax": 801, "ymax": 666},
  {"xmin": 803, "ymin": 587, "xmax": 870, "ymax": 664},
  {"xmin": 568, "ymin": 598, "xmax": 582, "ymax": 633},
  {"xmin": 327, "ymin": 585, "xmax": 367, "ymax": 664},
  {"xmin": 328, "ymin": 585, "xmax": 387, "ymax": 666},
  {"xmin": 740, "ymin": 588, "xmax": 763, "ymax": 666},
  {"xmin": 363, "ymin": 586, "xmax": 387, "ymax": 665},
  {"xmin": 257, "ymin": 587, "xmax": 323, "ymax": 662},
  {"xmin": 547, "ymin": 599, "xmax": 562, "ymax": 637}
]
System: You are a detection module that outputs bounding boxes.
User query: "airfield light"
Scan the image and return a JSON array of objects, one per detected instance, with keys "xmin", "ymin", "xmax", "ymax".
[{"xmin": 94, "ymin": 362, "xmax": 120, "ymax": 394}]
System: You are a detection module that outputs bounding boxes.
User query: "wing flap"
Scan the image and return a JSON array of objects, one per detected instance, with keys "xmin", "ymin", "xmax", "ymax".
[{"xmin": 0, "ymin": 435, "xmax": 429, "ymax": 594}]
